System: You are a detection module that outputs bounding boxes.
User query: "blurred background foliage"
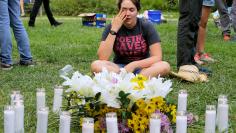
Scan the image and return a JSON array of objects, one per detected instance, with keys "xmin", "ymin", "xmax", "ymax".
[{"xmin": 50, "ymin": 0, "xmax": 178, "ymax": 16}]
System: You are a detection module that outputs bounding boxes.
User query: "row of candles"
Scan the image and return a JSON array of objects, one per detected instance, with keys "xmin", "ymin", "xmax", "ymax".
[
  {"xmin": 4, "ymin": 86, "xmax": 67, "ymax": 133},
  {"xmin": 4, "ymin": 87, "xmax": 229, "ymax": 133},
  {"xmin": 177, "ymin": 89, "xmax": 229, "ymax": 133}
]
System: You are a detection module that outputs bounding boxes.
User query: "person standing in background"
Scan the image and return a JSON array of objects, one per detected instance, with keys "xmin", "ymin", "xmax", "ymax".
[
  {"xmin": 0, "ymin": 0, "xmax": 34, "ymax": 70},
  {"xmin": 175, "ymin": 0, "xmax": 210, "ymax": 82},
  {"xmin": 28, "ymin": 0, "xmax": 62, "ymax": 27},
  {"xmin": 215, "ymin": 0, "xmax": 232, "ymax": 41},
  {"xmin": 177, "ymin": 0, "xmax": 203, "ymax": 68}
]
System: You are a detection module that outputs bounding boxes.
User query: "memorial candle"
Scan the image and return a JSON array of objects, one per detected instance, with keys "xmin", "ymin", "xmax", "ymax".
[
  {"xmin": 36, "ymin": 107, "xmax": 49, "ymax": 133},
  {"xmin": 177, "ymin": 89, "xmax": 188, "ymax": 111},
  {"xmin": 53, "ymin": 85, "xmax": 63, "ymax": 112},
  {"xmin": 82, "ymin": 117, "xmax": 94, "ymax": 133},
  {"xmin": 149, "ymin": 113, "xmax": 161, "ymax": 133},
  {"xmin": 4, "ymin": 105, "xmax": 15, "ymax": 133},
  {"xmin": 205, "ymin": 105, "xmax": 216, "ymax": 133},
  {"xmin": 176, "ymin": 111, "xmax": 187, "ymax": 133},
  {"xmin": 217, "ymin": 95, "xmax": 228, "ymax": 133},
  {"xmin": 36, "ymin": 88, "xmax": 46, "ymax": 111},
  {"xmin": 59, "ymin": 111, "xmax": 71, "ymax": 133},
  {"xmin": 216, "ymin": 95, "xmax": 227, "ymax": 126},
  {"xmin": 14, "ymin": 100, "xmax": 24, "ymax": 133},
  {"xmin": 106, "ymin": 112, "xmax": 118, "ymax": 133}
]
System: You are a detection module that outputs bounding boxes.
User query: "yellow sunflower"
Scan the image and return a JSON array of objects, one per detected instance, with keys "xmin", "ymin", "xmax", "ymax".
[
  {"xmin": 144, "ymin": 103, "xmax": 156, "ymax": 114},
  {"xmin": 135, "ymin": 99, "xmax": 147, "ymax": 108}
]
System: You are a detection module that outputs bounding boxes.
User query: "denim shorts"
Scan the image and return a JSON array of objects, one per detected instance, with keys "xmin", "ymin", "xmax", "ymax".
[
  {"xmin": 117, "ymin": 64, "xmax": 142, "ymax": 74},
  {"xmin": 203, "ymin": 0, "xmax": 215, "ymax": 7}
]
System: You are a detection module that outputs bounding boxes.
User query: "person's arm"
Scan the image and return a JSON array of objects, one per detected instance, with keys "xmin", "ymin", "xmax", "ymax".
[
  {"xmin": 97, "ymin": 10, "xmax": 127, "ymax": 60},
  {"xmin": 124, "ymin": 43, "xmax": 162, "ymax": 72},
  {"xmin": 97, "ymin": 35, "xmax": 116, "ymax": 60}
]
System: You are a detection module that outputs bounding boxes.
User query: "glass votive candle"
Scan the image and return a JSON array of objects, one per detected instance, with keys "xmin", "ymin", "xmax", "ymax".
[
  {"xmin": 53, "ymin": 85, "xmax": 63, "ymax": 113},
  {"xmin": 4, "ymin": 105, "xmax": 15, "ymax": 133},
  {"xmin": 36, "ymin": 107, "xmax": 49, "ymax": 133},
  {"xmin": 176, "ymin": 111, "xmax": 187, "ymax": 133},
  {"xmin": 149, "ymin": 113, "xmax": 161, "ymax": 133},
  {"xmin": 82, "ymin": 117, "xmax": 94, "ymax": 133},
  {"xmin": 106, "ymin": 112, "xmax": 118, "ymax": 133},
  {"xmin": 36, "ymin": 88, "xmax": 46, "ymax": 111},
  {"xmin": 177, "ymin": 89, "xmax": 188, "ymax": 111},
  {"xmin": 217, "ymin": 95, "xmax": 228, "ymax": 132},
  {"xmin": 59, "ymin": 111, "xmax": 71, "ymax": 133},
  {"xmin": 205, "ymin": 105, "xmax": 216, "ymax": 133},
  {"xmin": 14, "ymin": 100, "xmax": 24, "ymax": 133}
]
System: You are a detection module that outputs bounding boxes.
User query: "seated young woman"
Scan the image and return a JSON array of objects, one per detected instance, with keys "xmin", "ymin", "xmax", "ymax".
[{"xmin": 91, "ymin": 0, "xmax": 170, "ymax": 78}]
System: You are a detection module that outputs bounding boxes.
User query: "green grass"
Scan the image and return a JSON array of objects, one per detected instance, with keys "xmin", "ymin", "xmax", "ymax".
[{"xmin": 0, "ymin": 16, "xmax": 236, "ymax": 132}]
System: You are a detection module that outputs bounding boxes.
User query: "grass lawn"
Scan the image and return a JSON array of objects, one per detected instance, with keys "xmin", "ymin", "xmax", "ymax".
[{"xmin": 0, "ymin": 16, "xmax": 236, "ymax": 132}]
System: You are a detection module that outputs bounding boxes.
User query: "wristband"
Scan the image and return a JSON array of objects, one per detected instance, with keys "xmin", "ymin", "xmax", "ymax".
[{"xmin": 109, "ymin": 30, "xmax": 117, "ymax": 35}]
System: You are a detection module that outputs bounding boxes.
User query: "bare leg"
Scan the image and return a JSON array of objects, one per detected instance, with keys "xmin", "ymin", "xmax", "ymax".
[
  {"xmin": 196, "ymin": 6, "xmax": 211, "ymax": 53},
  {"xmin": 91, "ymin": 60, "xmax": 120, "ymax": 74},
  {"xmin": 140, "ymin": 61, "xmax": 170, "ymax": 78},
  {"xmin": 20, "ymin": 0, "xmax": 25, "ymax": 16}
]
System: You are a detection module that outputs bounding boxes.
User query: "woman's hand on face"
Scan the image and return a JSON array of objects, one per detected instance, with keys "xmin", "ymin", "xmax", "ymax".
[{"xmin": 111, "ymin": 10, "xmax": 127, "ymax": 32}]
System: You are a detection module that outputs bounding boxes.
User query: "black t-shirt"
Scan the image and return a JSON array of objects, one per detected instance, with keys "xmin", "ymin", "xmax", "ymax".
[{"xmin": 101, "ymin": 18, "xmax": 161, "ymax": 64}]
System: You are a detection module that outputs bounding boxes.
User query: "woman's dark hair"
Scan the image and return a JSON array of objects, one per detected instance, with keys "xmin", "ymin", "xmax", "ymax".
[{"xmin": 117, "ymin": 0, "xmax": 141, "ymax": 11}]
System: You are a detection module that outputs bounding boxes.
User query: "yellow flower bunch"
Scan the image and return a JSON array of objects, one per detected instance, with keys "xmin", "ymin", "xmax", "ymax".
[
  {"xmin": 149, "ymin": 97, "xmax": 166, "ymax": 112},
  {"xmin": 128, "ymin": 113, "xmax": 148, "ymax": 132},
  {"xmin": 127, "ymin": 110, "xmax": 149, "ymax": 132},
  {"xmin": 128, "ymin": 96, "xmax": 177, "ymax": 132},
  {"xmin": 131, "ymin": 74, "xmax": 147, "ymax": 90},
  {"xmin": 91, "ymin": 105, "xmax": 118, "ymax": 117}
]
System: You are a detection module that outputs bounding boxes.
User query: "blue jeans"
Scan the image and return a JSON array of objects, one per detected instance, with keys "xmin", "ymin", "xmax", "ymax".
[
  {"xmin": 0, "ymin": 0, "xmax": 32, "ymax": 65},
  {"xmin": 203, "ymin": 0, "xmax": 215, "ymax": 7},
  {"xmin": 117, "ymin": 64, "xmax": 142, "ymax": 74}
]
